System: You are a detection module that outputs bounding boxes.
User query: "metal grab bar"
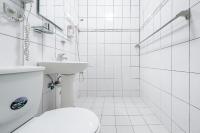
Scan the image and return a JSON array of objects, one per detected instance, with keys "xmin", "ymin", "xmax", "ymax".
[{"xmin": 135, "ymin": 9, "xmax": 190, "ymax": 48}]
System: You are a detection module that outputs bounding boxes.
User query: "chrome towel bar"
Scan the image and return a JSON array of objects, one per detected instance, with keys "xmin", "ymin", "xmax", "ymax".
[{"xmin": 135, "ymin": 9, "xmax": 190, "ymax": 48}]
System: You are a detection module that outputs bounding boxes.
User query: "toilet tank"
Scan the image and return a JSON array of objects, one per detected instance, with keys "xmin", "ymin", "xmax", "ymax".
[{"xmin": 0, "ymin": 66, "xmax": 45, "ymax": 133}]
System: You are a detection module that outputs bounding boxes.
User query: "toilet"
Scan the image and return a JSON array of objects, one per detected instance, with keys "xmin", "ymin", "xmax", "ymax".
[{"xmin": 0, "ymin": 66, "xmax": 100, "ymax": 133}]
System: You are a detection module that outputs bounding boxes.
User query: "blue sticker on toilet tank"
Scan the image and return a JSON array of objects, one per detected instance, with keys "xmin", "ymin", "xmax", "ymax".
[{"xmin": 10, "ymin": 97, "xmax": 28, "ymax": 110}]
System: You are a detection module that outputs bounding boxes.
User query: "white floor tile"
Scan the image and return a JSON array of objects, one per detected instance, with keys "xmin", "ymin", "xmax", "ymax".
[
  {"xmin": 115, "ymin": 108, "xmax": 128, "ymax": 115},
  {"xmin": 101, "ymin": 126, "xmax": 116, "ymax": 133},
  {"xmin": 139, "ymin": 108, "xmax": 153, "ymax": 115},
  {"xmin": 149, "ymin": 125, "xmax": 169, "ymax": 133},
  {"xmin": 127, "ymin": 107, "xmax": 141, "ymax": 115},
  {"xmin": 102, "ymin": 108, "xmax": 115, "ymax": 115},
  {"xmin": 116, "ymin": 126, "xmax": 134, "ymax": 133},
  {"xmin": 144, "ymin": 115, "xmax": 161, "ymax": 125},
  {"xmin": 135, "ymin": 103, "xmax": 148, "ymax": 108},
  {"xmin": 116, "ymin": 116, "xmax": 131, "ymax": 125},
  {"xmin": 101, "ymin": 116, "xmax": 115, "ymax": 126},
  {"xmin": 130, "ymin": 116, "xmax": 146, "ymax": 125},
  {"xmin": 133, "ymin": 125, "xmax": 152, "ymax": 133},
  {"xmin": 76, "ymin": 97, "xmax": 171, "ymax": 133}
]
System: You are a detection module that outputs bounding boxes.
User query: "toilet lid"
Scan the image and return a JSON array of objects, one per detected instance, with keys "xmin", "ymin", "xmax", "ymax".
[{"xmin": 14, "ymin": 108, "xmax": 100, "ymax": 133}]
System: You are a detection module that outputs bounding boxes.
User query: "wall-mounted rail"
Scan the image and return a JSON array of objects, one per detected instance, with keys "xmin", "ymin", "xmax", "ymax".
[{"xmin": 135, "ymin": 9, "xmax": 190, "ymax": 48}]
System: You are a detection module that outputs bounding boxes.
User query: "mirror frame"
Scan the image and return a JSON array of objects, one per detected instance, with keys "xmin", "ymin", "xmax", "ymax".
[{"xmin": 37, "ymin": 0, "xmax": 63, "ymax": 31}]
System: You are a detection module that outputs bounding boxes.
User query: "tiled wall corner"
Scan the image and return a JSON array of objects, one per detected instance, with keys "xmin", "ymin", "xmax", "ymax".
[{"xmin": 140, "ymin": 0, "xmax": 200, "ymax": 133}]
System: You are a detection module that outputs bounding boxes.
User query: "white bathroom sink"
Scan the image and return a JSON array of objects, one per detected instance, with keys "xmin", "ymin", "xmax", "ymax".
[{"xmin": 37, "ymin": 61, "xmax": 88, "ymax": 74}]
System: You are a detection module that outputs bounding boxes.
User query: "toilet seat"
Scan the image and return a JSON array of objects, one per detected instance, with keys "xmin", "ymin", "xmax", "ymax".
[{"xmin": 14, "ymin": 108, "xmax": 100, "ymax": 133}]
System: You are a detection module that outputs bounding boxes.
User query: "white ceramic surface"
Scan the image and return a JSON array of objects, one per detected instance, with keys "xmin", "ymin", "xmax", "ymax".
[
  {"xmin": 37, "ymin": 61, "xmax": 88, "ymax": 74},
  {"xmin": 14, "ymin": 108, "xmax": 100, "ymax": 133},
  {"xmin": 0, "ymin": 66, "xmax": 44, "ymax": 133}
]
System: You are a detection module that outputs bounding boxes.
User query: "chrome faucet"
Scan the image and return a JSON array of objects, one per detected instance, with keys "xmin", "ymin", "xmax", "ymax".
[{"xmin": 57, "ymin": 53, "xmax": 68, "ymax": 61}]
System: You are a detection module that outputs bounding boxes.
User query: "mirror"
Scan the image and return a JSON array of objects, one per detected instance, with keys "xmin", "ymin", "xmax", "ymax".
[{"xmin": 37, "ymin": 0, "xmax": 64, "ymax": 30}]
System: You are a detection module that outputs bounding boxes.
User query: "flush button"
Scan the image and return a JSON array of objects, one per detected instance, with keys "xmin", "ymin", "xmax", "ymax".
[{"xmin": 10, "ymin": 97, "xmax": 28, "ymax": 110}]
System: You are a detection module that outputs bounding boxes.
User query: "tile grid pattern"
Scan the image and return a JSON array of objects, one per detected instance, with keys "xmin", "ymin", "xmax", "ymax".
[
  {"xmin": 140, "ymin": 0, "xmax": 200, "ymax": 133},
  {"xmin": 76, "ymin": 97, "xmax": 169, "ymax": 133},
  {"xmin": 78, "ymin": 0, "xmax": 140, "ymax": 97}
]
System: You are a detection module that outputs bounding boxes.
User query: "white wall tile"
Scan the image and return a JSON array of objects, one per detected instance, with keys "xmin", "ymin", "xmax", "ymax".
[
  {"xmin": 88, "ymin": 0, "xmax": 96, "ymax": 5},
  {"xmin": 43, "ymin": 46, "xmax": 55, "ymax": 60},
  {"xmin": 190, "ymin": 73, "xmax": 200, "ymax": 109},
  {"xmin": 190, "ymin": 38, "xmax": 200, "ymax": 73},
  {"xmin": 87, "ymin": 79, "xmax": 97, "ymax": 90},
  {"xmin": 159, "ymin": 70, "xmax": 171, "ymax": 93},
  {"xmin": 161, "ymin": 92, "xmax": 171, "ymax": 117},
  {"xmin": 0, "ymin": 35, "xmax": 22, "ymax": 66},
  {"xmin": 172, "ymin": 43, "xmax": 189, "ymax": 72},
  {"xmin": 79, "ymin": 6, "xmax": 87, "ymax": 17},
  {"xmin": 172, "ymin": 98, "xmax": 189, "ymax": 133},
  {"xmin": 160, "ymin": 47, "xmax": 171, "ymax": 70},
  {"xmin": 190, "ymin": 106, "xmax": 200, "ymax": 133},
  {"xmin": 88, "ymin": 19, "xmax": 97, "ymax": 29},
  {"xmin": 172, "ymin": 71, "xmax": 189, "ymax": 102},
  {"xmin": 88, "ymin": 6, "xmax": 97, "ymax": 17}
]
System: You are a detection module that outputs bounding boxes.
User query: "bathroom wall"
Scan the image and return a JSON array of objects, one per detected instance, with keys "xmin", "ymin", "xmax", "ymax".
[
  {"xmin": 78, "ymin": 0, "xmax": 140, "ymax": 97},
  {"xmin": 0, "ymin": 0, "xmax": 79, "ymax": 114},
  {"xmin": 140, "ymin": 0, "xmax": 200, "ymax": 132}
]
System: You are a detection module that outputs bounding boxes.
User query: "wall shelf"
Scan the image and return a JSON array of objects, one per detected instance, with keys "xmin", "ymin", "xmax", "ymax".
[{"xmin": 32, "ymin": 24, "xmax": 54, "ymax": 34}]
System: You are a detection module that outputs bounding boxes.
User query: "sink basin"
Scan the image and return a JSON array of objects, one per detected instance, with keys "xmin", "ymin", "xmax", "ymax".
[{"xmin": 37, "ymin": 61, "xmax": 88, "ymax": 74}]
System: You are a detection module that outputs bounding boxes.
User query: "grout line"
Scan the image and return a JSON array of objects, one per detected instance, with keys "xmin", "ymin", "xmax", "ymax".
[
  {"xmin": 103, "ymin": 0, "xmax": 106, "ymax": 98},
  {"xmin": 140, "ymin": 66, "xmax": 191, "ymax": 74},
  {"xmin": 129, "ymin": 0, "xmax": 132, "ymax": 83},
  {"xmin": 189, "ymin": 0, "xmax": 191, "ymax": 132},
  {"xmin": 122, "ymin": 97, "xmax": 136, "ymax": 133},
  {"xmin": 100, "ymin": 97, "xmax": 106, "ymax": 126},
  {"xmin": 138, "ymin": 0, "xmax": 141, "ymax": 97},
  {"xmin": 114, "ymin": 97, "xmax": 117, "ymax": 132},
  {"xmin": 170, "ymin": 0, "xmax": 173, "ymax": 132},
  {"xmin": 113, "ymin": 0, "xmax": 115, "ymax": 98},
  {"xmin": 121, "ymin": 0, "xmax": 124, "ymax": 97},
  {"xmin": 86, "ymin": 0, "xmax": 89, "ymax": 97},
  {"xmin": 95, "ymin": 0, "xmax": 98, "ymax": 97}
]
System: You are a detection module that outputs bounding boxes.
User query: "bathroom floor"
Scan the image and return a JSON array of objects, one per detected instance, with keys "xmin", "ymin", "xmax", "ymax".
[{"xmin": 76, "ymin": 97, "xmax": 169, "ymax": 133}]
